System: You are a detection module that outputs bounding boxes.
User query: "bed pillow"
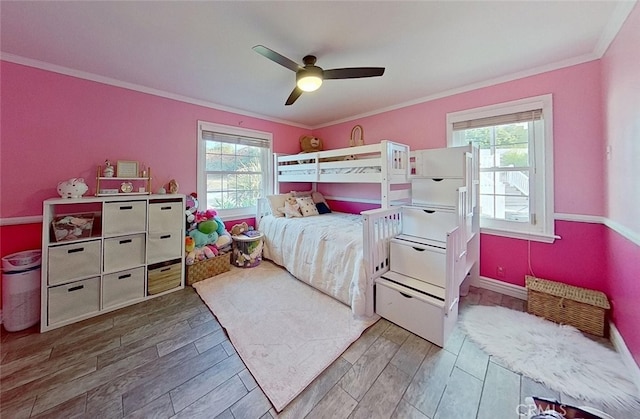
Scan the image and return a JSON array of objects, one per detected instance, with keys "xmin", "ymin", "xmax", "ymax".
[
  {"xmin": 296, "ymin": 196, "xmax": 320, "ymax": 217},
  {"xmin": 292, "ymin": 190, "xmax": 313, "ymax": 198},
  {"xmin": 266, "ymin": 193, "xmax": 290, "ymax": 217},
  {"xmin": 311, "ymin": 191, "xmax": 329, "ymax": 207}
]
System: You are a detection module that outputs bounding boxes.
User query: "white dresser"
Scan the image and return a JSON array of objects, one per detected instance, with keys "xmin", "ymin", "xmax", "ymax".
[
  {"xmin": 41, "ymin": 194, "xmax": 185, "ymax": 332},
  {"xmin": 375, "ymin": 146, "xmax": 479, "ymax": 347}
]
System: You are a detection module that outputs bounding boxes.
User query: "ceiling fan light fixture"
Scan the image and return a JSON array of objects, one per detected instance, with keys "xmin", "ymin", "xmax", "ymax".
[{"xmin": 296, "ymin": 67, "xmax": 323, "ymax": 92}]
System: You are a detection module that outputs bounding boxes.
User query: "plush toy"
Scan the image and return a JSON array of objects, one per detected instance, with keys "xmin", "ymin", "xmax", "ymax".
[
  {"xmin": 215, "ymin": 232, "xmax": 232, "ymax": 249},
  {"xmin": 197, "ymin": 219, "xmax": 218, "ymax": 235},
  {"xmin": 185, "ymin": 193, "xmax": 199, "ymax": 231},
  {"xmin": 189, "ymin": 227, "xmax": 219, "ymax": 247},
  {"xmin": 300, "ymin": 135, "xmax": 323, "ymax": 153},
  {"xmin": 185, "ymin": 236, "xmax": 195, "ymax": 253},
  {"xmin": 230, "ymin": 222, "xmax": 249, "ymax": 236}
]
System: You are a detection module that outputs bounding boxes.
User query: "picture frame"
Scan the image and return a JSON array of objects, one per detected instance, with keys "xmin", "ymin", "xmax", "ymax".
[{"xmin": 117, "ymin": 160, "xmax": 139, "ymax": 178}]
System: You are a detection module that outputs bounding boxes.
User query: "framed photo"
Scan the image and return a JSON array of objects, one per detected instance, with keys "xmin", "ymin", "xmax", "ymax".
[{"xmin": 117, "ymin": 160, "xmax": 139, "ymax": 178}]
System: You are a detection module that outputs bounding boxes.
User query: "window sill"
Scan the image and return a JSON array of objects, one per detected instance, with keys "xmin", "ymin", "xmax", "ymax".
[{"xmin": 480, "ymin": 227, "xmax": 560, "ymax": 243}]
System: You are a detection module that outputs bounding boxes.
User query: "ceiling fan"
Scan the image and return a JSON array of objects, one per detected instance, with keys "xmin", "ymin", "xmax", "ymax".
[{"xmin": 252, "ymin": 45, "xmax": 385, "ymax": 106}]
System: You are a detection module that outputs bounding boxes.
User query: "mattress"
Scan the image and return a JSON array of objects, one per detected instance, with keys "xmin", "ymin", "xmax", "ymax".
[{"xmin": 260, "ymin": 212, "xmax": 368, "ymax": 316}]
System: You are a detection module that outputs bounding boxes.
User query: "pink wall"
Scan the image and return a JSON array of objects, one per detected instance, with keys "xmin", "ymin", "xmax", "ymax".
[
  {"xmin": 0, "ymin": 60, "xmax": 311, "ymax": 309},
  {"xmin": 601, "ymin": 3, "xmax": 640, "ymax": 365}
]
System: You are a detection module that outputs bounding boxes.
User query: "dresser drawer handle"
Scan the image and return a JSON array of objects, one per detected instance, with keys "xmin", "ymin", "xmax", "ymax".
[
  {"xmin": 160, "ymin": 206, "xmax": 172, "ymax": 210},
  {"xmin": 160, "ymin": 235, "xmax": 171, "ymax": 239},
  {"xmin": 399, "ymin": 292, "xmax": 413, "ymax": 299},
  {"xmin": 422, "ymin": 209, "xmax": 436, "ymax": 214},
  {"xmin": 412, "ymin": 247, "xmax": 426, "ymax": 252},
  {"xmin": 118, "ymin": 274, "xmax": 132, "ymax": 280},
  {"xmin": 160, "ymin": 267, "xmax": 171, "ymax": 272},
  {"xmin": 119, "ymin": 205, "xmax": 133, "ymax": 210},
  {"xmin": 432, "ymin": 178, "xmax": 444, "ymax": 182},
  {"xmin": 67, "ymin": 247, "xmax": 84, "ymax": 254},
  {"xmin": 68, "ymin": 285, "xmax": 84, "ymax": 292},
  {"xmin": 119, "ymin": 239, "xmax": 132, "ymax": 244}
]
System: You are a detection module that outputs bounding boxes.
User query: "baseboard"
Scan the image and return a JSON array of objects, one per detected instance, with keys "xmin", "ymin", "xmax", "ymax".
[
  {"xmin": 471, "ymin": 276, "xmax": 528, "ymax": 300},
  {"xmin": 609, "ymin": 322, "xmax": 640, "ymax": 393}
]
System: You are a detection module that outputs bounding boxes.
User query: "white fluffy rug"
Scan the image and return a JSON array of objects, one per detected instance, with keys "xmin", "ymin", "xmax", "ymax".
[
  {"xmin": 193, "ymin": 261, "xmax": 378, "ymax": 412},
  {"xmin": 459, "ymin": 305, "xmax": 640, "ymax": 411}
]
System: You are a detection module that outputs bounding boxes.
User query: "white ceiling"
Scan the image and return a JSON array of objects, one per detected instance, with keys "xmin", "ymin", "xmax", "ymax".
[{"xmin": 1, "ymin": 1, "xmax": 635, "ymax": 128}]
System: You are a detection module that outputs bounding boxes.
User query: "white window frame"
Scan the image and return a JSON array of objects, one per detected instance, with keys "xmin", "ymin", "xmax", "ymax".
[
  {"xmin": 197, "ymin": 121, "xmax": 273, "ymax": 220},
  {"xmin": 447, "ymin": 94, "xmax": 556, "ymax": 243}
]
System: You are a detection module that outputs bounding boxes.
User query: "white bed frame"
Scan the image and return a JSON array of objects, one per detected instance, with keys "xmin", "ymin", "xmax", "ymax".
[{"xmin": 273, "ymin": 140, "xmax": 411, "ymax": 208}]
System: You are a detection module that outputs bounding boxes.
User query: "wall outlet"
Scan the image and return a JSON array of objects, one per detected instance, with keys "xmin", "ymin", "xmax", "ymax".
[{"xmin": 496, "ymin": 266, "xmax": 506, "ymax": 278}]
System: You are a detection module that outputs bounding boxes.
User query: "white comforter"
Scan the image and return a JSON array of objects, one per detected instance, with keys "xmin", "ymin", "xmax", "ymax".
[{"xmin": 260, "ymin": 212, "xmax": 367, "ymax": 317}]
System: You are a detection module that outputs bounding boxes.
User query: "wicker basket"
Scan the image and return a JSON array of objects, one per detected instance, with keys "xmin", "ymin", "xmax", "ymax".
[
  {"xmin": 525, "ymin": 276, "xmax": 610, "ymax": 337},
  {"xmin": 186, "ymin": 252, "xmax": 230, "ymax": 286}
]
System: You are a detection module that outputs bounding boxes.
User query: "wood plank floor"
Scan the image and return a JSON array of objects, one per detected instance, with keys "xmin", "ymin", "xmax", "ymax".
[{"xmin": 1, "ymin": 277, "xmax": 635, "ymax": 418}]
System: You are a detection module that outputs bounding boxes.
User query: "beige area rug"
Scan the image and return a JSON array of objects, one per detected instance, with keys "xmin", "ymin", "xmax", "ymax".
[{"xmin": 192, "ymin": 261, "xmax": 379, "ymax": 412}]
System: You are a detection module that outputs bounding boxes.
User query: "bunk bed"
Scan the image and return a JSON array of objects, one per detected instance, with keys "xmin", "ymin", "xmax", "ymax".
[{"xmin": 257, "ymin": 140, "xmax": 411, "ymax": 318}]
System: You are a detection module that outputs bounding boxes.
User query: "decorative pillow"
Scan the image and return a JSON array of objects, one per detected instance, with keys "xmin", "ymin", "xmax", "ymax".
[
  {"xmin": 279, "ymin": 200, "xmax": 302, "ymax": 218},
  {"xmin": 266, "ymin": 193, "xmax": 290, "ymax": 217},
  {"xmin": 296, "ymin": 196, "xmax": 319, "ymax": 217},
  {"xmin": 292, "ymin": 190, "xmax": 313, "ymax": 199},
  {"xmin": 311, "ymin": 191, "xmax": 329, "ymax": 207},
  {"xmin": 316, "ymin": 202, "xmax": 331, "ymax": 214}
]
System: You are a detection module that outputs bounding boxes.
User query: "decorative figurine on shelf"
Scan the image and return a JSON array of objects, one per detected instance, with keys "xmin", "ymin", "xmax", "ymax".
[
  {"xmin": 168, "ymin": 179, "xmax": 179, "ymax": 194},
  {"xmin": 103, "ymin": 160, "xmax": 115, "ymax": 178},
  {"xmin": 57, "ymin": 178, "xmax": 89, "ymax": 199}
]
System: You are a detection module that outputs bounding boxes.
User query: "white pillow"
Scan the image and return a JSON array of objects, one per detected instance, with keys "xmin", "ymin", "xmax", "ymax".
[
  {"xmin": 266, "ymin": 193, "xmax": 290, "ymax": 217},
  {"xmin": 280, "ymin": 200, "xmax": 302, "ymax": 218},
  {"xmin": 296, "ymin": 196, "xmax": 319, "ymax": 217},
  {"xmin": 292, "ymin": 190, "xmax": 313, "ymax": 198}
]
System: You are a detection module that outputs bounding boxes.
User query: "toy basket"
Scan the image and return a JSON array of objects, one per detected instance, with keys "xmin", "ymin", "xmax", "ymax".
[
  {"xmin": 186, "ymin": 252, "xmax": 230, "ymax": 286},
  {"xmin": 525, "ymin": 276, "xmax": 610, "ymax": 337},
  {"xmin": 51, "ymin": 213, "xmax": 95, "ymax": 242}
]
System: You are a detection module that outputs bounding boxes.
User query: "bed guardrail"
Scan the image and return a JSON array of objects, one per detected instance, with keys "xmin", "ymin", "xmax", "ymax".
[{"xmin": 362, "ymin": 206, "xmax": 403, "ymax": 317}]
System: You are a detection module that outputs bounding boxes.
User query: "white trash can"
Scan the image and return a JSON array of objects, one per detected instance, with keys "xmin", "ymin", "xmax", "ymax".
[{"xmin": 2, "ymin": 250, "xmax": 41, "ymax": 332}]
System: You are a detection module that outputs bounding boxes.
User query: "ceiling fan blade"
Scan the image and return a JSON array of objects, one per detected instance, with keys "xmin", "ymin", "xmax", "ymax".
[
  {"xmin": 323, "ymin": 67, "xmax": 385, "ymax": 79},
  {"xmin": 285, "ymin": 86, "xmax": 303, "ymax": 106},
  {"xmin": 253, "ymin": 45, "xmax": 301, "ymax": 72}
]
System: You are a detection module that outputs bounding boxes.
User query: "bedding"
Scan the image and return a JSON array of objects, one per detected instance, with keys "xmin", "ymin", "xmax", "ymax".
[{"xmin": 260, "ymin": 212, "xmax": 368, "ymax": 317}]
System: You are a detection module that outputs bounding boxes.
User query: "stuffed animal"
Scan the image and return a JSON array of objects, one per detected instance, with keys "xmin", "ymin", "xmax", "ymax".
[
  {"xmin": 300, "ymin": 135, "xmax": 323, "ymax": 153},
  {"xmin": 278, "ymin": 196, "xmax": 302, "ymax": 218},
  {"xmin": 230, "ymin": 222, "xmax": 249, "ymax": 236},
  {"xmin": 185, "ymin": 236, "xmax": 195, "ymax": 253},
  {"xmin": 188, "ymin": 224, "xmax": 219, "ymax": 247}
]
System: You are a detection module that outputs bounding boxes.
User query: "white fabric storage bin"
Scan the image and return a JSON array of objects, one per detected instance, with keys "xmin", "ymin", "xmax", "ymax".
[
  {"xmin": 390, "ymin": 238, "xmax": 446, "ymax": 288},
  {"xmin": 376, "ymin": 276, "xmax": 457, "ymax": 347},
  {"xmin": 103, "ymin": 267, "xmax": 145, "ymax": 309},
  {"xmin": 411, "ymin": 178, "xmax": 464, "ymax": 208},
  {"xmin": 48, "ymin": 240, "xmax": 101, "ymax": 285},
  {"xmin": 103, "ymin": 201, "xmax": 147, "ymax": 235},
  {"xmin": 147, "ymin": 231, "xmax": 182, "ymax": 264},
  {"xmin": 148, "ymin": 201, "xmax": 184, "ymax": 233},
  {"xmin": 48, "ymin": 277, "xmax": 100, "ymax": 325},
  {"xmin": 103, "ymin": 234, "xmax": 145, "ymax": 273},
  {"xmin": 402, "ymin": 206, "xmax": 457, "ymax": 243}
]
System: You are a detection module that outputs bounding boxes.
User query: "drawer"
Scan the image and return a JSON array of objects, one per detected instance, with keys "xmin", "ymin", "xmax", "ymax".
[
  {"xmin": 104, "ymin": 234, "xmax": 145, "ymax": 273},
  {"xmin": 103, "ymin": 267, "xmax": 145, "ymax": 309},
  {"xmin": 147, "ymin": 259, "xmax": 182, "ymax": 295},
  {"xmin": 148, "ymin": 201, "xmax": 184, "ymax": 233},
  {"xmin": 103, "ymin": 201, "xmax": 147, "ymax": 235},
  {"xmin": 376, "ymin": 276, "xmax": 456, "ymax": 347},
  {"xmin": 391, "ymin": 239, "xmax": 446, "ymax": 288},
  {"xmin": 402, "ymin": 207, "xmax": 457, "ymax": 242},
  {"xmin": 48, "ymin": 277, "xmax": 100, "ymax": 325},
  {"xmin": 414, "ymin": 146, "xmax": 466, "ymax": 178},
  {"xmin": 147, "ymin": 231, "xmax": 182, "ymax": 264},
  {"xmin": 48, "ymin": 240, "xmax": 101, "ymax": 285},
  {"xmin": 412, "ymin": 178, "xmax": 464, "ymax": 208}
]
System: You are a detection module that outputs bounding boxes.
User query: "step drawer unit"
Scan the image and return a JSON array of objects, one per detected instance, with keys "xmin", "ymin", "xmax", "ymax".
[
  {"xmin": 376, "ymin": 272, "xmax": 458, "ymax": 347},
  {"xmin": 401, "ymin": 206, "xmax": 457, "ymax": 243},
  {"xmin": 390, "ymin": 237, "xmax": 446, "ymax": 288},
  {"xmin": 41, "ymin": 194, "xmax": 186, "ymax": 332},
  {"xmin": 411, "ymin": 178, "xmax": 463, "ymax": 208}
]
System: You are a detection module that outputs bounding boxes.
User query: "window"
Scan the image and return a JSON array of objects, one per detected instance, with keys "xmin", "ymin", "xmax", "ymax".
[
  {"xmin": 197, "ymin": 121, "xmax": 272, "ymax": 220},
  {"xmin": 447, "ymin": 95, "xmax": 555, "ymax": 242}
]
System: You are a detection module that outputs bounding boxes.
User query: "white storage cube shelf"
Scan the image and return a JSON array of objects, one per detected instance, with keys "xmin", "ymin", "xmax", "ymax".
[{"xmin": 41, "ymin": 195, "xmax": 185, "ymax": 332}]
